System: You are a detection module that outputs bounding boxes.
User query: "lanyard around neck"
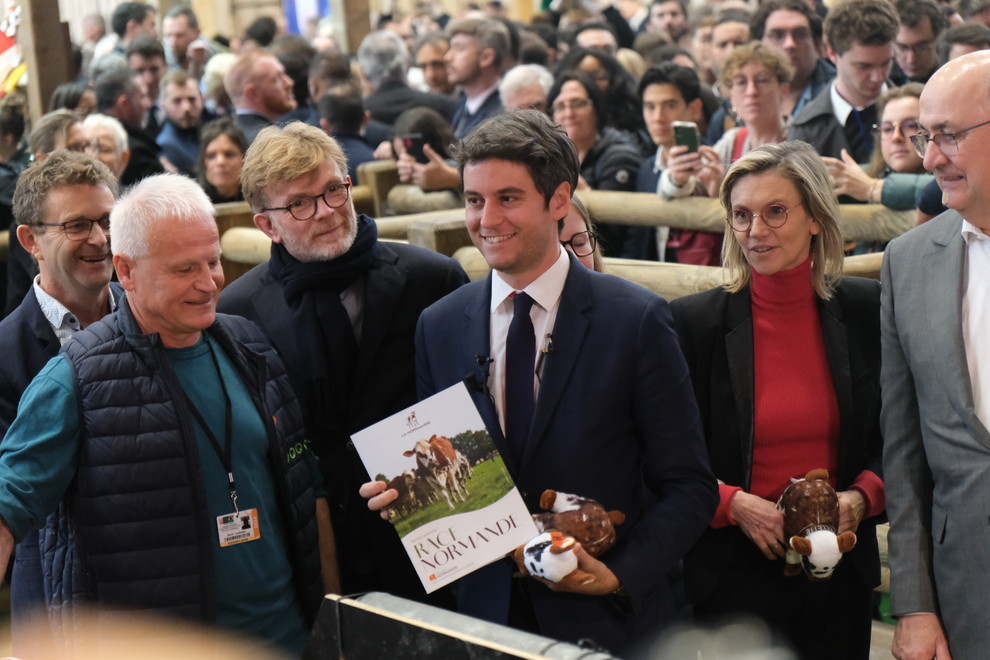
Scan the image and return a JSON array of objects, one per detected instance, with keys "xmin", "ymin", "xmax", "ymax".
[{"xmin": 181, "ymin": 337, "xmax": 238, "ymax": 513}]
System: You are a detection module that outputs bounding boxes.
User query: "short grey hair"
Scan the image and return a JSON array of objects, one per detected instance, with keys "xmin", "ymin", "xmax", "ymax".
[
  {"xmin": 83, "ymin": 113, "xmax": 128, "ymax": 155},
  {"xmin": 111, "ymin": 174, "xmax": 215, "ymax": 259},
  {"xmin": 499, "ymin": 64, "xmax": 553, "ymax": 99},
  {"xmin": 357, "ymin": 30, "xmax": 409, "ymax": 88}
]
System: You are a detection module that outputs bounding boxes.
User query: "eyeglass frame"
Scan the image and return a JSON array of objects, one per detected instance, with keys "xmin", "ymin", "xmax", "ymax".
[
  {"xmin": 910, "ymin": 118, "xmax": 990, "ymax": 158},
  {"xmin": 726, "ymin": 201, "xmax": 804, "ymax": 231},
  {"xmin": 872, "ymin": 118, "xmax": 920, "ymax": 140},
  {"xmin": 36, "ymin": 216, "xmax": 111, "ymax": 241},
  {"xmin": 551, "ymin": 98, "xmax": 593, "ymax": 114},
  {"xmin": 559, "ymin": 230, "xmax": 599, "ymax": 257},
  {"xmin": 261, "ymin": 181, "xmax": 352, "ymax": 221}
]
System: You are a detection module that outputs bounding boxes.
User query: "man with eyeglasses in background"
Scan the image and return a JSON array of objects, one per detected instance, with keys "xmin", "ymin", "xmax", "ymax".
[
  {"xmin": 882, "ymin": 50, "xmax": 990, "ymax": 660},
  {"xmin": 0, "ymin": 150, "xmax": 119, "ymax": 656},
  {"xmin": 788, "ymin": 0, "xmax": 899, "ymax": 163},
  {"xmin": 219, "ymin": 123, "xmax": 468, "ymax": 606},
  {"xmin": 891, "ymin": 0, "xmax": 946, "ymax": 85},
  {"xmin": 751, "ymin": 0, "xmax": 836, "ymax": 118}
]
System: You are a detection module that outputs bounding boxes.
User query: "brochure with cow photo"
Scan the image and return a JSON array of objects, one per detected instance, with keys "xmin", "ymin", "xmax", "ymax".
[{"xmin": 351, "ymin": 382, "xmax": 537, "ymax": 593}]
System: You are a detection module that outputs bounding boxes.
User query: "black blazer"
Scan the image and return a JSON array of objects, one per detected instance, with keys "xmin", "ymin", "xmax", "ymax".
[
  {"xmin": 0, "ymin": 284, "xmax": 123, "ymax": 433},
  {"xmin": 670, "ymin": 277, "xmax": 883, "ymax": 603},
  {"xmin": 217, "ymin": 239, "xmax": 468, "ymax": 600}
]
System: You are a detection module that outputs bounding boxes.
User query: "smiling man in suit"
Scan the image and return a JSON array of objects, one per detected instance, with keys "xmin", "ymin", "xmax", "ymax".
[
  {"xmin": 364, "ymin": 110, "xmax": 716, "ymax": 653},
  {"xmin": 219, "ymin": 122, "xmax": 468, "ymax": 605},
  {"xmin": 882, "ymin": 50, "xmax": 990, "ymax": 660}
]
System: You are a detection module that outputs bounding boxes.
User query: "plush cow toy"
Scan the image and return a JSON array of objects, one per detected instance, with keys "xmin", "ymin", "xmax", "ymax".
[
  {"xmin": 776, "ymin": 469, "xmax": 856, "ymax": 581},
  {"xmin": 513, "ymin": 490, "xmax": 625, "ymax": 589}
]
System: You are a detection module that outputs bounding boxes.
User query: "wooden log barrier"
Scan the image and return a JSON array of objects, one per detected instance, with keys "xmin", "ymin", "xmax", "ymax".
[{"xmin": 575, "ymin": 190, "xmax": 916, "ymax": 244}]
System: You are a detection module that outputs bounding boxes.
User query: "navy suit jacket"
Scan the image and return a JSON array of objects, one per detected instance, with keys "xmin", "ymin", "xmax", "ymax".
[
  {"xmin": 451, "ymin": 90, "xmax": 502, "ymax": 140},
  {"xmin": 0, "ymin": 284, "xmax": 123, "ymax": 432},
  {"xmin": 218, "ymin": 240, "xmax": 468, "ymax": 602},
  {"xmin": 414, "ymin": 254, "xmax": 717, "ymax": 652}
]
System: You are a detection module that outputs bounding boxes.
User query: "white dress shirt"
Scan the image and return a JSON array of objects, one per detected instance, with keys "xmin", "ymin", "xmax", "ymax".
[
  {"xmin": 962, "ymin": 219, "xmax": 990, "ymax": 427},
  {"xmin": 488, "ymin": 248, "xmax": 570, "ymax": 433}
]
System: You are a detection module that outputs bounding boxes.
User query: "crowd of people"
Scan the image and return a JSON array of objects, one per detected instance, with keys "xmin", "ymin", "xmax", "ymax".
[{"xmin": 0, "ymin": 0, "xmax": 988, "ymax": 658}]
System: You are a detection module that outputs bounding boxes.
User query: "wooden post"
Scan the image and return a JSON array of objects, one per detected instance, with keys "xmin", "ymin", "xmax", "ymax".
[{"xmin": 18, "ymin": 0, "xmax": 74, "ymax": 122}]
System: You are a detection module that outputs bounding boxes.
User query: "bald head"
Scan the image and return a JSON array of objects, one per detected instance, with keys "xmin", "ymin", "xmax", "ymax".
[{"xmin": 919, "ymin": 50, "xmax": 990, "ymax": 228}]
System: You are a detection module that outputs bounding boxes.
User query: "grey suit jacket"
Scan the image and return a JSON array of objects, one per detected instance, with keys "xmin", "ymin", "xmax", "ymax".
[{"xmin": 881, "ymin": 209, "xmax": 990, "ymax": 659}]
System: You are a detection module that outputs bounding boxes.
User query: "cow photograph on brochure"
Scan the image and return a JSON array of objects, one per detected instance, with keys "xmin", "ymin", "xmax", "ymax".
[{"xmin": 377, "ymin": 433, "xmax": 514, "ymax": 535}]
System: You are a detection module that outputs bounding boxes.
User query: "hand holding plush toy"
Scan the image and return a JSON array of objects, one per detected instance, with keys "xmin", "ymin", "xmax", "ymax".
[
  {"xmin": 776, "ymin": 469, "xmax": 857, "ymax": 580},
  {"xmin": 513, "ymin": 490, "xmax": 625, "ymax": 589}
]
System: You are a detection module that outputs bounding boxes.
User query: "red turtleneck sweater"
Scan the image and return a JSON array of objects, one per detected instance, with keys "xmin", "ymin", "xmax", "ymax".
[{"xmin": 712, "ymin": 256, "xmax": 884, "ymax": 527}]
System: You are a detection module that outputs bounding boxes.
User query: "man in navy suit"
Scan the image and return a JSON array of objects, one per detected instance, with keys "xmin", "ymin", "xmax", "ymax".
[
  {"xmin": 219, "ymin": 122, "xmax": 468, "ymax": 606},
  {"xmin": 0, "ymin": 150, "xmax": 120, "ymax": 654},
  {"xmin": 364, "ymin": 110, "xmax": 716, "ymax": 653}
]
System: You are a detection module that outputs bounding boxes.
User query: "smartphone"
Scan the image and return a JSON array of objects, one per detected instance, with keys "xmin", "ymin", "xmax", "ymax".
[
  {"xmin": 672, "ymin": 121, "xmax": 699, "ymax": 153},
  {"xmin": 400, "ymin": 133, "xmax": 429, "ymax": 164}
]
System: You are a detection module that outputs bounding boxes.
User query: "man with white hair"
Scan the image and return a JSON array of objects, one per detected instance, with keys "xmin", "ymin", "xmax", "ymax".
[
  {"xmin": 358, "ymin": 29, "xmax": 455, "ymax": 125},
  {"xmin": 82, "ymin": 113, "xmax": 131, "ymax": 179},
  {"xmin": 499, "ymin": 63, "xmax": 553, "ymax": 113},
  {"xmin": 0, "ymin": 174, "xmax": 337, "ymax": 654}
]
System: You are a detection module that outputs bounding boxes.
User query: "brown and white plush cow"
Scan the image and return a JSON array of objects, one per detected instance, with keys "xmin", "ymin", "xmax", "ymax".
[{"xmin": 776, "ymin": 469, "xmax": 857, "ymax": 581}]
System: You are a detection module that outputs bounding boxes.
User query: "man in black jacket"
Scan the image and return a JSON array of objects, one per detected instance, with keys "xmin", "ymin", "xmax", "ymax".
[{"xmin": 220, "ymin": 123, "xmax": 468, "ymax": 605}]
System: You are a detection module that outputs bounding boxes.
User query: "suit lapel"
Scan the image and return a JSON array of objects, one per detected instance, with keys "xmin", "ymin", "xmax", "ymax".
[
  {"xmin": 352, "ymin": 246, "xmax": 404, "ymax": 398},
  {"xmin": 520, "ymin": 261, "xmax": 591, "ymax": 469},
  {"xmin": 463, "ymin": 276, "xmax": 507, "ymax": 459},
  {"xmin": 922, "ymin": 213, "xmax": 990, "ymax": 446},
  {"xmin": 724, "ymin": 290, "xmax": 755, "ymax": 488},
  {"xmin": 25, "ymin": 289, "xmax": 60, "ymax": 355},
  {"xmin": 819, "ymin": 294, "xmax": 855, "ymax": 481}
]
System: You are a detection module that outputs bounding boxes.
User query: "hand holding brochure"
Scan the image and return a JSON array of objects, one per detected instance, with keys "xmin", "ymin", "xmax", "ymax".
[{"xmin": 352, "ymin": 382, "xmax": 537, "ymax": 593}]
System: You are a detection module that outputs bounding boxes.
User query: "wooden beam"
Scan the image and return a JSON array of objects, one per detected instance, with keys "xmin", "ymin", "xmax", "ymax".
[{"xmin": 19, "ymin": 0, "xmax": 73, "ymax": 122}]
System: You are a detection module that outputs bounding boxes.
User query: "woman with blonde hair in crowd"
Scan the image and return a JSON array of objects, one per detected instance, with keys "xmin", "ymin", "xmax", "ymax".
[{"xmin": 559, "ymin": 197, "xmax": 604, "ymax": 272}]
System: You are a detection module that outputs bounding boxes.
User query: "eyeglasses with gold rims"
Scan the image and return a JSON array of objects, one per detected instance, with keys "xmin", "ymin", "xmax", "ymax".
[
  {"xmin": 262, "ymin": 181, "xmax": 352, "ymax": 221},
  {"xmin": 873, "ymin": 118, "xmax": 919, "ymax": 140},
  {"xmin": 37, "ymin": 216, "xmax": 111, "ymax": 241},
  {"xmin": 727, "ymin": 201, "xmax": 804, "ymax": 231},
  {"xmin": 910, "ymin": 119, "xmax": 990, "ymax": 158},
  {"xmin": 559, "ymin": 230, "xmax": 598, "ymax": 257}
]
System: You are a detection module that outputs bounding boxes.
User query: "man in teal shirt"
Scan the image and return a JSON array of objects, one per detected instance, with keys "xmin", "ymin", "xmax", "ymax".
[{"xmin": 0, "ymin": 173, "xmax": 337, "ymax": 654}]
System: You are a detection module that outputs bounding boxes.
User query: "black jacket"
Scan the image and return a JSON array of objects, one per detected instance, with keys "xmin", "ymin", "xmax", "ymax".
[
  {"xmin": 46, "ymin": 297, "xmax": 323, "ymax": 629},
  {"xmin": 670, "ymin": 278, "xmax": 883, "ymax": 603}
]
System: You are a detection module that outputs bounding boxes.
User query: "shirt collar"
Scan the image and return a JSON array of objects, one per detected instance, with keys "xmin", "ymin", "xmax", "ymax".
[
  {"xmin": 653, "ymin": 144, "xmax": 668, "ymax": 173},
  {"xmin": 34, "ymin": 277, "xmax": 118, "ymax": 337},
  {"xmin": 961, "ymin": 218, "xmax": 990, "ymax": 242},
  {"xmin": 830, "ymin": 80, "xmax": 887, "ymax": 125},
  {"xmin": 490, "ymin": 248, "xmax": 570, "ymax": 313},
  {"xmin": 466, "ymin": 83, "xmax": 499, "ymax": 115}
]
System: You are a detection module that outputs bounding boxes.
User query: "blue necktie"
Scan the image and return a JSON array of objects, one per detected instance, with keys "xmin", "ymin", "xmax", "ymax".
[{"xmin": 504, "ymin": 292, "xmax": 535, "ymax": 466}]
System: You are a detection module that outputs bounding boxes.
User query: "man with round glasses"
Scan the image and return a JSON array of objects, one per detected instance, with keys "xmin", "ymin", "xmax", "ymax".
[
  {"xmin": 220, "ymin": 122, "xmax": 468, "ymax": 605},
  {"xmin": 0, "ymin": 149, "xmax": 120, "ymax": 654},
  {"xmin": 882, "ymin": 50, "xmax": 990, "ymax": 660}
]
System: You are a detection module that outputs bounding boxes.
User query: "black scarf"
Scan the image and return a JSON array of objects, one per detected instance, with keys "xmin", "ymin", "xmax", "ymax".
[
  {"xmin": 267, "ymin": 213, "xmax": 379, "ymax": 302},
  {"xmin": 267, "ymin": 214, "xmax": 379, "ymax": 449}
]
